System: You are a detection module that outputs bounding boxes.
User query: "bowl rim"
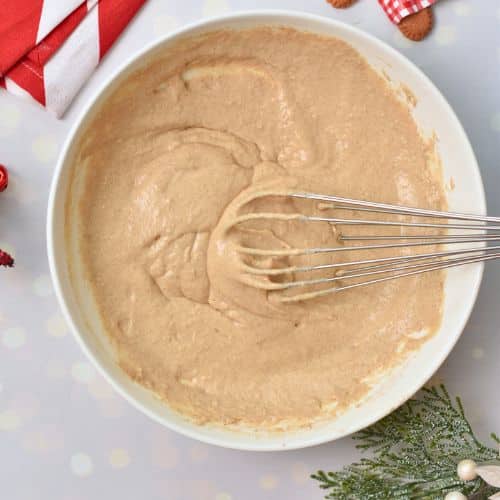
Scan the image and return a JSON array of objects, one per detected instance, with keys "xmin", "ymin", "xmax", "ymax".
[{"xmin": 47, "ymin": 9, "xmax": 485, "ymax": 451}]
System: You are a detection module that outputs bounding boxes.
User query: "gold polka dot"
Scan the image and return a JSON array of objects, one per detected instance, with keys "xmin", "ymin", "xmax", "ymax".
[
  {"xmin": 32, "ymin": 135, "xmax": 58, "ymax": 164},
  {"xmin": 259, "ymin": 474, "xmax": 278, "ymax": 490},
  {"xmin": 152, "ymin": 438, "xmax": 179, "ymax": 469},
  {"xmin": 22, "ymin": 426, "xmax": 64, "ymax": 454},
  {"xmin": 46, "ymin": 313, "xmax": 68, "ymax": 337},
  {"xmin": 472, "ymin": 347, "xmax": 485, "ymax": 360},
  {"xmin": 0, "ymin": 410, "xmax": 21, "ymax": 431},
  {"xmin": 435, "ymin": 26, "xmax": 457, "ymax": 46},
  {"xmin": 202, "ymin": 0, "xmax": 230, "ymax": 18},
  {"xmin": 23, "ymin": 431, "xmax": 51, "ymax": 453},
  {"xmin": 88, "ymin": 377, "xmax": 114, "ymax": 399},
  {"xmin": 291, "ymin": 462, "xmax": 309, "ymax": 485},
  {"xmin": 215, "ymin": 493, "xmax": 232, "ymax": 500},
  {"xmin": 189, "ymin": 443, "xmax": 209, "ymax": 463},
  {"xmin": 109, "ymin": 448, "xmax": 131, "ymax": 468},
  {"xmin": 153, "ymin": 14, "xmax": 179, "ymax": 37},
  {"xmin": 452, "ymin": 1, "xmax": 471, "ymax": 16},
  {"xmin": 0, "ymin": 98, "xmax": 21, "ymax": 136},
  {"xmin": 491, "ymin": 112, "xmax": 500, "ymax": 132}
]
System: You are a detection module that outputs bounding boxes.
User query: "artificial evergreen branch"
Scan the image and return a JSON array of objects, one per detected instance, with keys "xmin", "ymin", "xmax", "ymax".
[{"xmin": 312, "ymin": 385, "xmax": 500, "ymax": 499}]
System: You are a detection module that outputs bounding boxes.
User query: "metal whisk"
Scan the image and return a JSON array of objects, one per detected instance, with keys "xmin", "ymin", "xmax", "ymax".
[{"xmin": 230, "ymin": 190, "xmax": 500, "ymax": 303}]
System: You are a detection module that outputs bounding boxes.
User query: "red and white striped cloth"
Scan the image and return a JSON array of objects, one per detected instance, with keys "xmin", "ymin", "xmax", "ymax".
[
  {"xmin": 0, "ymin": 0, "xmax": 146, "ymax": 117},
  {"xmin": 378, "ymin": 0, "xmax": 436, "ymax": 24}
]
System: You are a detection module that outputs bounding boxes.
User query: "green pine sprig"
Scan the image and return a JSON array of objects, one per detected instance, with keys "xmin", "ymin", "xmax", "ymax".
[{"xmin": 312, "ymin": 385, "xmax": 500, "ymax": 499}]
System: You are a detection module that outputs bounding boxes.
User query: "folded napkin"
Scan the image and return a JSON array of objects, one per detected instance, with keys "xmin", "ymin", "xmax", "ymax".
[
  {"xmin": 0, "ymin": 0, "xmax": 145, "ymax": 117},
  {"xmin": 378, "ymin": 0, "xmax": 436, "ymax": 23}
]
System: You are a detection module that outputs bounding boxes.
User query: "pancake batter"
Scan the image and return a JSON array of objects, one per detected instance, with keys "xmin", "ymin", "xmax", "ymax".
[{"xmin": 72, "ymin": 27, "xmax": 445, "ymax": 428}]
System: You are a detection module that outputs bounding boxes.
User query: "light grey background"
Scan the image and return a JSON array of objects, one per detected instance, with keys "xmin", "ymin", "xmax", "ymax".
[{"xmin": 0, "ymin": 1, "xmax": 499, "ymax": 499}]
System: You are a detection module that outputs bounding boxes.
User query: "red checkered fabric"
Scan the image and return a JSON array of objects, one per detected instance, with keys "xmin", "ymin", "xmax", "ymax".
[
  {"xmin": 0, "ymin": 0, "xmax": 146, "ymax": 117},
  {"xmin": 378, "ymin": 0, "xmax": 436, "ymax": 24}
]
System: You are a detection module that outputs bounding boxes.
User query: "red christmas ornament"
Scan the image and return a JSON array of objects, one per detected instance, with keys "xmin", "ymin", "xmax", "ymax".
[
  {"xmin": 0, "ymin": 164, "xmax": 14, "ymax": 267},
  {"xmin": 0, "ymin": 164, "xmax": 8, "ymax": 192},
  {"xmin": 0, "ymin": 249, "xmax": 14, "ymax": 267}
]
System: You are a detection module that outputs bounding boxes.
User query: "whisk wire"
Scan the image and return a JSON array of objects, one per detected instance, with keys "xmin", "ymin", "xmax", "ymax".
[
  {"xmin": 231, "ymin": 191, "xmax": 499, "ymax": 302},
  {"xmin": 279, "ymin": 253, "xmax": 499, "ymax": 304},
  {"xmin": 290, "ymin": 192, "xmax": 500, "ymax": 223}
]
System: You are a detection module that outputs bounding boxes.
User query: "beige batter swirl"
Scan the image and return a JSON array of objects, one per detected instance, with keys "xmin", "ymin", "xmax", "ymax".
[{"xmin": 73, "ymin": 27, "xmax": 445, "ymax": 428}]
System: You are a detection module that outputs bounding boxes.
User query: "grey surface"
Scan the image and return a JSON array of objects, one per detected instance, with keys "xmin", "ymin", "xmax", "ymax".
[{"xmin": 0, "ymin": 1, "xmax": 499, "ymax": 499}]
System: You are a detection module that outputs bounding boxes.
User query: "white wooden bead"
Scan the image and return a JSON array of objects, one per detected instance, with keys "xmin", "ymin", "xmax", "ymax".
[
  {"xmin": 457, "ymin": 459, "xmax": 478, "ymax": 481},
  {"xmin": 444, "ymin": 491, "xmax": 468, "ymax": 500}
]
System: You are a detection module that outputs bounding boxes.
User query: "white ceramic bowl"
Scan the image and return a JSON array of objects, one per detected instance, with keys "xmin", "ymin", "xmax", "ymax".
[{"xmin": 47, "ymin": 10, "xmax": 485, "ymax": 451}]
